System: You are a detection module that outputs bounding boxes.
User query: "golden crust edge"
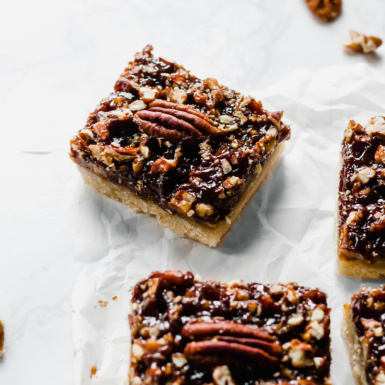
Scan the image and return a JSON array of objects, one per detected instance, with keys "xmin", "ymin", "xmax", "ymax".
[
  {"xmin": 76, "ymin": 142, "xmax": 285, "ymax": 247},
  {"xmin": 341, "ymin": 304, "xmax": 367, "ymax": 385},
  {"xmin": 337, "ymin": 250, "xmax": 385, "ymax": 279}
]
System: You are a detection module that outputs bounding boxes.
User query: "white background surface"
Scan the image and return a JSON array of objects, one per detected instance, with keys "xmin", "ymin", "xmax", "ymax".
[{"xmin": 1, "ymin": 0, "xmax": 385, "ymax": 384}]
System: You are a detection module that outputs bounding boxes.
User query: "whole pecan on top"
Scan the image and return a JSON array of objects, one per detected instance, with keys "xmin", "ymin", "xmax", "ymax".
[
  {"xmin": 182, "ymin": 321, "xmax": 282, "ymax": 369},
  {"xmin": 134, "ymin": 100, "xmax": 225, "ymax": 144},
  {"xmin": 304, "ymin": 0, "xmax": 342, "ymax": 22}
]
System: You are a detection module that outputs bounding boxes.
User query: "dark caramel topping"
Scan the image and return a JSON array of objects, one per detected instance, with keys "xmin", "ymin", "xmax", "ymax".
[
  {"xmin": 351, "ymin": 286, "xmax": 385, "ymax": 384},
  {"xmin": 339, "ymin": 117, "xmax": 385, "ymax": 263},
  {"xmin": 130, "ymin": 271, "xmax": 331, "ymax": 385},
  {"xmin": 70, "ymin": 46, "xmax": 290, "ymax": 224}
]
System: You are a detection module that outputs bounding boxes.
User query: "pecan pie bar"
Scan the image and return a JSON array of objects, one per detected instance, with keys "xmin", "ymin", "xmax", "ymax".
[
  {"xmin": 129, "ymin": 270, "xmax": 331, "ymax": 385},
  {"xmin": 342, "ymin": 286, "xmax": 385, "ymax": 385},
  {"xmin": 70, "ymin": 46, "xmax": 290, "ymax": 247},
  {"xmin": 338, "ymin": 117, "xmax": 385, "ymax": 278}
]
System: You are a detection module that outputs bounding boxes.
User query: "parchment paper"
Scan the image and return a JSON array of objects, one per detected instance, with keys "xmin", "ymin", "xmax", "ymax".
[{"xmin": 72, "ymin": 63, "xmax": 385, "ymax": 385}]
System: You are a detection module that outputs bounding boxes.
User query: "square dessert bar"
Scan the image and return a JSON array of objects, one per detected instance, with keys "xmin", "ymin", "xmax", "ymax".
[
  {"xmin": 342, "ymin": 286, "xmax": 385, "ymax": 385},
  {"xmin": 129, "ymin": 271, "xmax": 331, "ymax": 385},
  {"xmin": 338, "ymin": 117, "xmax": 385, "ymax": 278},
  {"xmin": 70, "ymin": 45, "xmax": 290, "ymax": 247}
]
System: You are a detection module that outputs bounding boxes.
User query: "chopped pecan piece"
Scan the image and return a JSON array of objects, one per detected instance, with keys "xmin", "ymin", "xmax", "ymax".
[
  {"xmin": 344, "ymin": 30, "xmax": 383, "ymax": 54},
  {"xmin": 305, "ymin": 0, "xmax": 342, "ymax": 22}
]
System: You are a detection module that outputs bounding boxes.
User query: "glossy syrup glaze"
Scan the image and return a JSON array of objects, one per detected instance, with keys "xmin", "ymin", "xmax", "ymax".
[
  {"xmin": 130, "ymin": 271, "xmax": 331, "ymax": 385},
  {"xmin": 70, "ymin": 46, "xmax": 290, "ymax": 225},
  {"xmin": 339, "ymin": 117, "xmax": 385, "ymax": 263}
]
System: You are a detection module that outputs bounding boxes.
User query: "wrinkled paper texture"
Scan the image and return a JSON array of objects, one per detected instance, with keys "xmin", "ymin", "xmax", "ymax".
[{"xmin": 73, "ymin": 63, "xmax": 385, "ymax": 384}]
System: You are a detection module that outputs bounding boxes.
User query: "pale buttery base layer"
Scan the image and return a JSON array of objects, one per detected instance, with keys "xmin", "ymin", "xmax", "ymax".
[
  {"xmin": 337, "ymin": 250, "xmax": 385, "ymax": 279},
  {"xmin": 341, "ymin": 305, "xmax": 368, "ymax": 385},
  {"xmin": 77, "ymin": 142, "xmax": 285, "ymax": 247}
]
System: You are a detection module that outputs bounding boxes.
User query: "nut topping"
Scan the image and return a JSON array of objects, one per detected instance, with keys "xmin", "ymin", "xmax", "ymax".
[
  {"xmin": 70, "ymin": 46, "xmax": 290, "ymax": 228},
  {"xmin": 130, "ymin": 271, "xmax": 331, "ymax": 385},
  {"xmin": 304, "ymin": 0, "xmax": 342, "ymax": 22},
  {"xmin": 134, "ymin": 100, "xmax": 225, "ymax": 144}
]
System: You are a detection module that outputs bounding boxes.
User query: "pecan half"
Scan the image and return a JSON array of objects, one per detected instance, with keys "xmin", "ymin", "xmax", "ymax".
[
  {"xmin": 184, "ymin": 340, "xmax": 279, "ymax": 368},
  {"xmin": 134, "ymin": 100, "xmax": 224, "ymax": 143},
  {"xmin": 182, "ymin": 321, "xmax": 276, "ymax": 342},
  {"xmin": 305, "ymin": 0, "xmax": 342, "ymax": 22},
  {"xmin": 182, "ymin": 321, "xmax": 282, "ymax": 369}
]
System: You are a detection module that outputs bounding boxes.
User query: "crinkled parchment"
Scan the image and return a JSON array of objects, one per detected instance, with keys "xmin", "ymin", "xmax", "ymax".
[{"xmin": 72, "ymin": 63, "xmax": 385, "ymax": 385}]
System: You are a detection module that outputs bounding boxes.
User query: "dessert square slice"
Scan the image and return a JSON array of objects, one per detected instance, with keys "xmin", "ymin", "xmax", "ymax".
[
  {"xmin": 342, "ymin": 286, "xmax": 385, "ymax": 385},
  {"xmin": 337, "ymin": 116, "xmax": 385, "ymax": 278},
  {"xmin": 70, "ymin": 46, "xmax": 290, "ymax": 247},
  {"xmin": 129, "ymin": 270, "xmax": 331, "ymax": 385}
]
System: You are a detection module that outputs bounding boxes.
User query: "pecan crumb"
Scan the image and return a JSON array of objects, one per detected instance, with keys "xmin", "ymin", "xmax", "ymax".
[
  {"xmin": 305, "ymin": 0, "xmax": 342, "ymax": 22},
  {"xmin": 344, "ymin": 30, "xmax": 383, "ymax": 54}
]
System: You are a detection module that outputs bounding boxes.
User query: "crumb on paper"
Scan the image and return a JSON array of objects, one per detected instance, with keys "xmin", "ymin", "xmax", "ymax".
[
  {"xmin": 98, "ymin": 300, "xmax": 108, "ymax": 308},
  {"xmin": 344, "ymin": 30, "xmax": 382, "ymax": 54},
  {"xmin": 112, "ymin": 296, "xmax": 118, "ymax": 300},
  {"xmin": 90, "ymin": 365, "xmax": 97, "ymax": 378}
]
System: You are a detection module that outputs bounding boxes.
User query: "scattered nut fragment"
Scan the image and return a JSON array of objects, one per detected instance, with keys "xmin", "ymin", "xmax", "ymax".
[
  {"xmin": 170, "ymin": 191, "xmax": 196, "ymax": 215},
  {"xmin": 140, "ymin": 145, "xmax": 150, "ymax": 159},
  {"xmin": 151, "ymin": 157, "xmax": 177, "ymax": 174},
  {"xmin": 195, "ymin": 203, "xmax": 215, "ymax": 218},
  {"xmin": 346, "ymin": 211, "xmax": 360, "ymax": 226},
  {"xmin": 287, "ymin": 340, "xmax": 315, "ymax": 368},
  {"xmin": 353, "ymin": 167, "xmax": 376, "ymax": 184},
  {"xmin": 288, "ymin": 314, "xmax": 304, "ymax": 326},
  {"xmin": 132, "ymin": 159, "xmax": 144, "ymax": 173},
  {"xmin": 254, "ymin": 164, "xmax": 262, "ymax": 175},
  {"xmin": 212, "ymin": 365, "xmax": 236, "ymax": 385},
  {"xmin": 172, "ymin": 353, "xmax": 188, "ymax": 368},
  {"xmin": 311, "ymin": 307, "xmax": 325, "ymax": 322},
  {"xmin": 270, "ymin": 284, "xmax": 283, "ymax": 295},
  {"xmin": 223, "ymin": 176, "xmax": 242, "ymax": 190},
  {"xmin": 132, "ymin": 341, "xmax": 145, "ymax": 360},
  {"xmin": 376, "ymin": 372, "xmax": 385, "ymax": 385},
  {"xmin": 304, "ymin": 0, "xmax": 342, "ymax": 22},
  {"xmin": 169, "ymin": 88, "xmax": 187, "ymax": 104},
  {"xmin": 344, "ymin": 30, "xmax": 382, "ymax": 54},
  {"xmin": 219, "ymin": 115, "xmax": 234, "ymax": 124},
  {"xmin": 138, "ymin": 87, "xmax": 163, "ymax": 103},
  {"xmin": 129, "ymin": 100, "xmax": 147, "ymax": 112},
  {"xmin": 313, "ymin": 357, "xmax": 325, "ymax": 370},
  {"xmin": 204, "ymin": 78, "xmax": 220, "ymax": 90},
  {"xmin": 221, "ymin": 159, "xmax": 232, "ymax": 174},
  {"xmin": 375, "ymin": 145, "xmax": 385, "ymax": 164},
  {"xmin": 365, "ymin": 116, "xmax": 385, "ymax": 136}
]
